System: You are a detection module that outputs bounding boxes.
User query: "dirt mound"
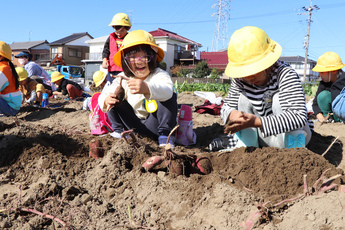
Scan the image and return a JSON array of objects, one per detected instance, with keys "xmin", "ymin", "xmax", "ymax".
[{"xmin": 0, "ymin": 92, "xmax": 344, "ymax": 229}]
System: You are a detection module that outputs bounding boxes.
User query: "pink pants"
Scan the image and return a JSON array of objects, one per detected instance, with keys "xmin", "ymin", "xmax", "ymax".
[{"xmin": 66, "ymin": 84, "xmax": 83, "ymax": 99}]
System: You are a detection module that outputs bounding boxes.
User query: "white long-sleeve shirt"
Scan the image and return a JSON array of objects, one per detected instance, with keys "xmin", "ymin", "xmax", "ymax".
[{"xmin": 98, "ymin": 68, "xmax": 174, "ymax": 119}]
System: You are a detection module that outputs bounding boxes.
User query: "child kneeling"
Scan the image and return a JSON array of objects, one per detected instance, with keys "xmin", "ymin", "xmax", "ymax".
[{"xmin": 16, "ymin": 67, "xmax": 46, "ymax": 107}]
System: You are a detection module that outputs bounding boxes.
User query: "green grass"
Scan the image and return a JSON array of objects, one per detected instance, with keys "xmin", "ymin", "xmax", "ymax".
[{"xmin": 175, "ymin": 82, "xmax": 318, "ymax": 97}]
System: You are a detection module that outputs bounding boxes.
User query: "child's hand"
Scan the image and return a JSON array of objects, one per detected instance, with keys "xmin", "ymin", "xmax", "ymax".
[
  {"xmin": 102, "ymin": 59, "xmax": 109, "ymax": 69},
  {"xmin": 127, "ymin": 78, "xmax": 149, "ymax": 95},
  {"xmin": 105, "ymin": 93, "xmax": 121, "ymax": 111},
  {"xmin": 224, "ymin": 110, "xmax": 261, "ymax": 134}
]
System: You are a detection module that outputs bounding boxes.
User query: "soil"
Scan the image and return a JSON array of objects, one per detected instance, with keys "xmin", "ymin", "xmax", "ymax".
[{"xmin": 0, "ymin": 91, "xmax": 345, "ymax": 230}]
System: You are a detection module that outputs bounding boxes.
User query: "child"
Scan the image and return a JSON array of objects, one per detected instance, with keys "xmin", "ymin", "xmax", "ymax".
[
  {"xmin": 0, "ymin": 41, "xmax": 22, "ymax": 116},
  {"xmin": 93, "ymin": 70, "xmax": 107, "ymax": 89},
  {"xmin": 210, "ymin": 26, "xmax": 313, "ymax": 151},
  {"xmin": 51, "ymin": 71, "xmax": 83, "ymax": 100},
  {"xmin": 16, "ymin": 67, "xmax": 45, "ymax": 107},
  {"xmin": 98, "ymin": 30, "xmax": 178, "ymax": 147},
  {"xmin": 102, "ymin": 13, "xmax": 131, "ymax": 83},
  {"xmin": 311, "ymin": 52, "xmax": 345, "ymax": 123},
  {"xmin": 87, "ymin": 71, "xmax": 113, "ymax": 135},
  {"xmin": 15, "ymin": 51, "xmax": 55, "ymax": 94}
]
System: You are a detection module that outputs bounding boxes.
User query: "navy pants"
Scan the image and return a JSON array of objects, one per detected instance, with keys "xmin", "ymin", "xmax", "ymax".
[{"xmin": 107, "ymin": 93, "xmax": 178, "ymax": 139}]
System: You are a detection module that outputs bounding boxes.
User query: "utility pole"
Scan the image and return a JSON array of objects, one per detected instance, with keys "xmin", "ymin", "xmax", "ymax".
[
  {"xmin": 299, "ymin": 0, "xmax": 319, "ymax": 82},
  {"xmin": 211, "ymin": 0, "xmax": 231, "ymax": 52}
]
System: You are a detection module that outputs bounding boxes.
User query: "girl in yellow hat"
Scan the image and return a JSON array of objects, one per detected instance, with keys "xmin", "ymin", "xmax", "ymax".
[
  {"xmin": 102, "ymin": 13, "xmax": 131, "ymax": 84},
  {"xmin": 0, "ymin": 41, "xmax": 22, "ymax": 116},
  {"xmin": 311, "ymin": 52, "xmax": 345, "ymax": 123},
  {"xmin": 210, "ymin": 26, "xmax": 313, "ymax": 151},
  {"xmin": 98, "ymin": 30, "xmax": 177, "ymax": 148}
]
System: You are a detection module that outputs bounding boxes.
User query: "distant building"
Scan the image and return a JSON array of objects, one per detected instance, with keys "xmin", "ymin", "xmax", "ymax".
[
  {"xmin": 279, "ymin": 56, "xmax": 318, "ymax": 82},
  {"xmin": 83, "ymin": 35, "xmax": 108, "ymax": 82},
  {"xmin": 82, "ymin": 28, "xmax": 202, "ymax": 82},
  {"xmin": 200, "ymin": 51, "xmax": 228, "ymax": 71},
  {"xmin": 49, "ymin": 32, "xmax": 93, "ymax": 66},
  {"xmin": 10, "ymin": 40, "xmax": 50, "ymax": 66},
  {"xmin": 150, "ymin": 28, "xmax": 202, "ymax": 70}
]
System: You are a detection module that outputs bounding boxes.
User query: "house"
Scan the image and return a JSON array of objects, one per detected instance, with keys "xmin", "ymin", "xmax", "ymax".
[
  {"xmin": 150, "ymin": 28, "xmax": 202, "ymax": 69},
  {"xmin": 49, "ymin": 32, "xmax": 93, "ymax": 66},
  {"xmin": 195, "ymin": 53, "xmax": 318, "ymax": 82},
  {"xmin": 83, "ymin": 35, "xmax": 108, "ymax": 82},
  {"xmin": 10, "ymin": 40, "xmax": 50, "ymax": 66},
  {"xmin": 279, "ymin": 56, "xmax": 318, "ymax": 82},
  {"xmin": 200, "ymin": 51, "xmax": 228, "ymax": 70},
  {"xmin": 82, "ymin": 28, "xmax": 202, "ymax": 82}
]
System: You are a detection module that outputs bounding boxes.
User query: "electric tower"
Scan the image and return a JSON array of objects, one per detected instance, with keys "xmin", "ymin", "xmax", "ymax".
[{"xmin": 211, "ymin": 0, "xmax": 231, "ymax": 52}]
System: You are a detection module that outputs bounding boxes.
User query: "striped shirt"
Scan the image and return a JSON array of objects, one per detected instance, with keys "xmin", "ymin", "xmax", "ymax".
[{"xmin": 221, "ymin": 60, "xmax": 314, "ymax": 138}]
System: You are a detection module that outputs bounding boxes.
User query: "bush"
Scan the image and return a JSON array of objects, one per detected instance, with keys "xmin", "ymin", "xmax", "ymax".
[
  {"xmin": 171, "ymin": 65, "xmax": 191, "ymax": 78},
  {"xmin": 192, "ymin": 60, "xmax": 211, "ymax": 78},
  {"xmin": 210, "ymin": 68, "xmax": 223, "ymax": 79}
]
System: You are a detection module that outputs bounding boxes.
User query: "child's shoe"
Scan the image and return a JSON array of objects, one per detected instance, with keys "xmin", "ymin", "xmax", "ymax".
[
  {"xmin": 33, "ymin": 102, "xmax": 41, "ymax": 108},
  {"xmin": 109, "ymin": 131, "xmax": 122, "ymax": 138},
  {"xmin": 209, "ymin": 134, "xmax": 237, "ymax": 151}
]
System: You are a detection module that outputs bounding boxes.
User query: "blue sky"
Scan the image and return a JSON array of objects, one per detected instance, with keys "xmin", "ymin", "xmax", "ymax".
[{"xmin": 2, "ymin": 0, "xmax": 345, "ymax": 62}]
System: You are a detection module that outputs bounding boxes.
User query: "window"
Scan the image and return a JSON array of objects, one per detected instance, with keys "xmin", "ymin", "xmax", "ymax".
[
  {"xmin": 51, "ymin": 47, "xmax": 58, "ymax": 59},
  {"xmin": 68, "ymin": 48, "xmax": 78, "ymax": 57}
]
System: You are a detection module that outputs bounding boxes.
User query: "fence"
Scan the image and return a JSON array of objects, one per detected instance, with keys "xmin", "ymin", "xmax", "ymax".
[{"xmin": 171, "ymin": 77, "xmax": 231, "ymax": 84}]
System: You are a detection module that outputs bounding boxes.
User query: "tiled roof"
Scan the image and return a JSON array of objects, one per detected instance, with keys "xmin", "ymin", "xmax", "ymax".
[
  {"xmin": 149, "ymin": 28, "xmax": 202, "ymax": 47},
  {"xmin": 279, "ymin": 55, "xmax": 316, "ymax": 63},
  {"xmin": 200, "ymin": 51, "xmax": 228, "ymax": 69},
  {"xmin": 49, "ymin": 32, "xmax": 93, "ymax": 45},
  {"xmin": 10, "ymin": 40, "xmax": 48, "ymax": 50}
]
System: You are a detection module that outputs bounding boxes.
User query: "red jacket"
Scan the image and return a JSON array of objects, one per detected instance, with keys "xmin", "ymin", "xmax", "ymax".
[{"xmin": 106, "ymin": 33, "xmax": 125, "ymax": 72}]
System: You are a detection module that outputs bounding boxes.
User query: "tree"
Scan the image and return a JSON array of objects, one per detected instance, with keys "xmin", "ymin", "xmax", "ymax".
[
  {"xmin": 192, "ymin": 60, "xmax": 211, "ymax": 78},
  {"xmin": 209, "ymin": 68, "xmax": 223, "ymax": 79}
]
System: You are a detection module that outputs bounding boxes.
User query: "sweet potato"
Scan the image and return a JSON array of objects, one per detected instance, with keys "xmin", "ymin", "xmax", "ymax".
[
  {"xmin": 114, "ymin": 76, "xmax": 125, "ymax": 107},
  {"xmin": 194, "ymin": 157, "xmax": 213, "ymax": 175},
  {"xmin": 89, "ymin": 139, "xmax": 104, "ymax": 159},
  {"xmin": 142, "ymin": 156, "xmax": 164, "ymax": 172},
  {"xmin": 167, "ymin": 160, "xmax": 184, "ymax": 175}
]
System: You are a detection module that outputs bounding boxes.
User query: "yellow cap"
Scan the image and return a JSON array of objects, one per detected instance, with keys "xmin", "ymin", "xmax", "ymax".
[
  {"xmin": 16, "ymin": 67, "xmax": 29, "ymax": 81},
  {"xmin": 0, "ymin": 41, "xmax": 12, "ymax": 60},
  {"xmin": 93, "ymin": 71, "xmax": 107, "ymax": 87},
  {"xmin": 51, "ymin": 71, "xmax": 65, "ymax": 82},
  {"xmin": 225, "ymin": 26, "xmax": 282, "ymax": 78},
  {"xmin": 108, "ymin": 13, "xmax": 132, "ymax": 27},
  {"xmin": 312, "ymin": 52, "xmax": 345, "ymax": 72},
  {"xmin": 113, "ymin": 30, "xmax": 164, "ymax": 68}
]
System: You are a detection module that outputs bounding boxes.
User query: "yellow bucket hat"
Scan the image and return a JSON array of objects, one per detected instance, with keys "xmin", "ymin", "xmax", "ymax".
[
  {"xmin": 51, "ymin": 71, "xmax": 65, "ymax": 82},
  {"xmin": 312, "ymin": 52, "xmax": 345, "ymax": 72},
  {"xmin": 0, "ymin": 41, "xmax": 12, "ymax": 60},
  {"xmin": 113, "ymin": 30, "xmax": 164, "ymax": 68},
  {"xmin": 225, "ymin": 26, "xmax": 282, "ymax": 78},
  {"xmin": 15, "ymin": 67, "xmax": 29, "ymax": 81},
  {"xmin": 108, "ymin": 13, "xmax": 132, "ymax": 27},
  {"xmin": 93, "ymin": 71, "xmax": 106, "ymax": 87}
]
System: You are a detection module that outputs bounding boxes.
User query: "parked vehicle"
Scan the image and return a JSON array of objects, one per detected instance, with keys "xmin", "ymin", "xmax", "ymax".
[{"xmin": 53, "ymin": 65, "xmax": 85, "ymax": 87}]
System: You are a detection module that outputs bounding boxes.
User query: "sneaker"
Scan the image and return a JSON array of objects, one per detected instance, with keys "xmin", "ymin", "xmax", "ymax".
[
  {"xmin": 109, "ymin": 131, "xmax": 122, "ymax": 138},
  {"xmin": 209, "ymin": 134, "xmax": 237, "ymax": 151},
  {"xmin": 158, "ymin": 135, "xmax": 175, "ymax": 148}
]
